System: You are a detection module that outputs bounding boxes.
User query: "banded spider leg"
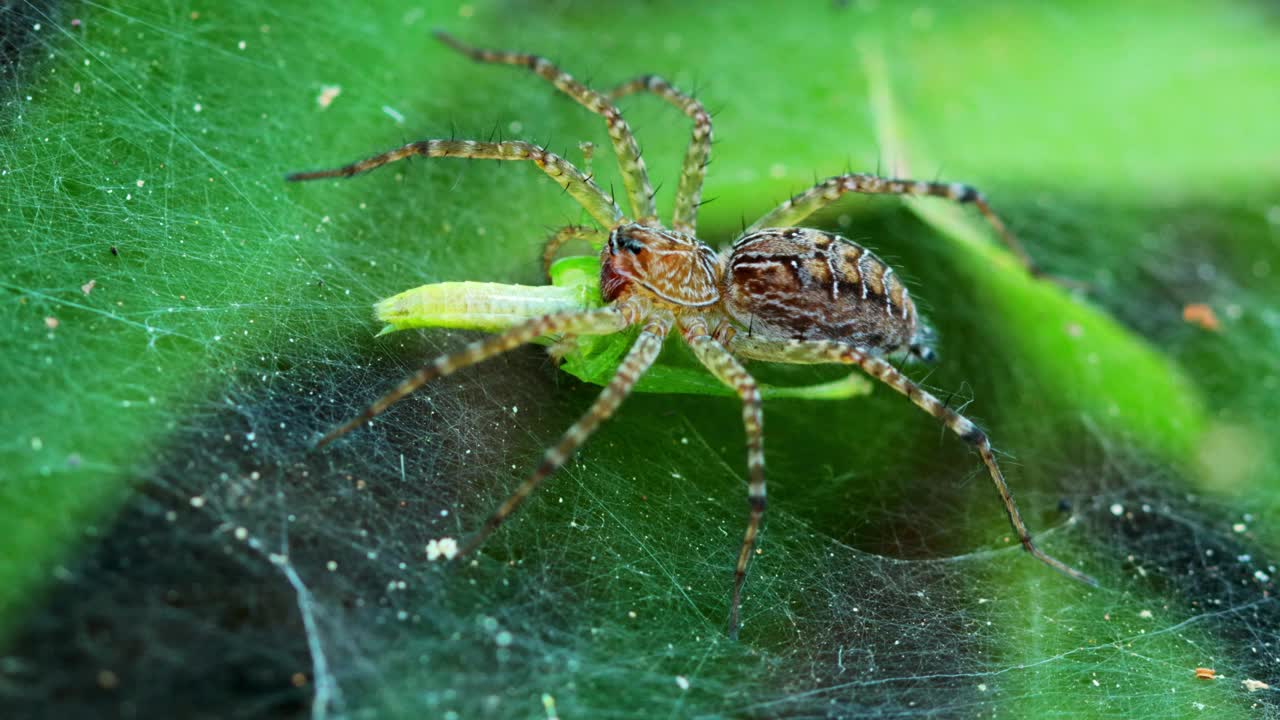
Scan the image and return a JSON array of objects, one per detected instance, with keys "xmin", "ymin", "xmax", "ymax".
[
  {"xmin": 681, "ymin": 319, "xmax": 766, "ymax": 639},
  {"xmin": 459, "ymin": 315, "xmax": 671, "ymax": 557},
  {"xmin": 730, "ymin": 335, "xmax": 1099, "ymax": 588},
  {"xmin": 286, "ymin": 139, "xmax": 623, "ymax": 228},
  {"xmin": 609, "ymin": 75, "xmax": 713, "ymax": 233},
  {"xmin": 311, "ymin": 301, "xmax": 672, "ymax": 572},
  {"xmin": 749, "ymin": 173, "xmax": 1056, "ymax": 282},
  {"xmin": 435, "ymin": 31, "xmax": 657, "ymax": 223},
  {"xmin": 313, "ymin": 305, "xmax": 637, "ymax": 449}
]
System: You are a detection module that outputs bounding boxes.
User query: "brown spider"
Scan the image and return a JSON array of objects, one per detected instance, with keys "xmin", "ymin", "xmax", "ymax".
[{"xmin": 288, "ymin": 31, "xmax": 1097, "ymax": 638}]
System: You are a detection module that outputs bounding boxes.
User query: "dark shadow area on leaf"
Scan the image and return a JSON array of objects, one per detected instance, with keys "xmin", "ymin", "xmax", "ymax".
[
  {"xmin": 0, "ymin": 333, "xmax": 587, "ymax": 719},
  {"xmin": 0, "ymin": 0, "xmax": 61, "ymax": 97},
  {"xmin": 9, "ymin": 195, "xmax": 1279, "ymax": 717}
]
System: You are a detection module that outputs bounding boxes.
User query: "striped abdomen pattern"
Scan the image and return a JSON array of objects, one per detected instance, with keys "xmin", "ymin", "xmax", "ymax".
[{"xmin": 721, "ymin": 228, "xmax": 918, "ymax": 352}]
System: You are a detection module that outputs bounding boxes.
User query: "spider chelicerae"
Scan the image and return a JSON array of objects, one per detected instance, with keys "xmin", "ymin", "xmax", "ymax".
[{"xmin": 288, "ymin": 31, "xmax": 1097, "ymax": 637}]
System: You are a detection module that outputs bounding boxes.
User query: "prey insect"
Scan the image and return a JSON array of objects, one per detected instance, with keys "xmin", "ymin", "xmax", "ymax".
[{"xmin": 288, "ymin": 31, "xmax": 1097, "ymax": 638}]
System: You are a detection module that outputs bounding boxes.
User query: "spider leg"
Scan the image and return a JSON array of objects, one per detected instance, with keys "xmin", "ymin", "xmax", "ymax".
[
  {"xmin": 457, "ymin": 316, "xmax": 672, "ymax": 557},
  {"xmin": 681, "ymin": 320, "xmax": 764, "ymax": 640},
  {"xmin": 609, "ymin": 76, "xmax": 712, "ymax": 233},
  {"xmin": 542, "ymin": 225, "xmax": 606, "ymax": 279},
  {"xmin": 286, "ymin": 139, "xmax": 623, "ymax": 229},
  {"xmin": 731, "ymin": 337, "xmax": 1099, "ymax": 588},
  {"xmin": 314, "ymin": 305, "xmax": 637, "ymax": 449},
  {"xmin": 435, "ymin": 31, "xmax": 657, "ymax": 223},
  {"xmin": 745, "ymin": 173, "xmax": 1050, "ymax": 280}
]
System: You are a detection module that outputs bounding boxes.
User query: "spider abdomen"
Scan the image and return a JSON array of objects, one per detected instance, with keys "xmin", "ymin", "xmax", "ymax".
[{"xmin": 721, "ymin": 228, "xmax": 918, "ymax": 352}]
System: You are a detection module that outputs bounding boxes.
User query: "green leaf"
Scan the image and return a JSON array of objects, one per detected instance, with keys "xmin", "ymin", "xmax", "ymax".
[{"xmin": 3, "ymin": 1, "xmax": 1279, "ymax": 718}]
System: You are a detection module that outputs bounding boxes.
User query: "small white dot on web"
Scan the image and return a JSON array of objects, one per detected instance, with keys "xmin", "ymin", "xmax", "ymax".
[{"xmin": 1109, "ymin": 503, "xmax": 1124, "ymax": 516}]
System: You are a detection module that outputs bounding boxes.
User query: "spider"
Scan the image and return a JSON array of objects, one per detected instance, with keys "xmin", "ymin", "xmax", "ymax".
[{"xmin": 288, "ymin": 31, "xmax": 1097, "ymax": 638}]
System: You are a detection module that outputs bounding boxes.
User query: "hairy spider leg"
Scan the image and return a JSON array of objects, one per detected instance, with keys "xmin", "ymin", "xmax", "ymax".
[
  {"xmin": 286, "ymin": 139, "xmax": 623, "ymax": 229},
  {"xmin": 458, "ymin": 317, "xmax": 672, "ymax": 557},
  {"xmin": 731, "ymin": 336, "xmax": 1099, "ymax": 588},
  {"xmin": 542, "ymin": 225, "xmax": 606, "ymax": 278},
  {"xmin": 434, "ymin": 31, "xmax": 657, "ymax": 223},
  {"xmin": 746, "ymin": 173, "xmax": 1050, "ymax": 280},
  {"xmin": 314, "ymin": 306, "xmax": 636, "ymax": 449},
  {"xmin": 609, "ymin": 75, "xmax": 712, "ymax": 234},
  {"xmin": 682, "ymin": 321, "xmax": 765, "ymax": 639}
]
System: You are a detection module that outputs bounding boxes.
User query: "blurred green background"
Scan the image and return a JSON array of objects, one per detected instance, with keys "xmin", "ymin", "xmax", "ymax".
[{"xmin": 2, "ymin": 1, "xmax": 1278, "ymax": 718}]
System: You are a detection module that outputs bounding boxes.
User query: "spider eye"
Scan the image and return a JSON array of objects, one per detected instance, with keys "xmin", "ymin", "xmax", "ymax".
[{"xmin": 619, "ymin": 237, "xmax": 646, "ymax": 255}]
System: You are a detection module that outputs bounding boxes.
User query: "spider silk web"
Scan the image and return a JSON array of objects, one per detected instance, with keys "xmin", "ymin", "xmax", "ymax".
[{"xmin": 3, "ymin": 1, "xmax": 1280, "ymax": 718}]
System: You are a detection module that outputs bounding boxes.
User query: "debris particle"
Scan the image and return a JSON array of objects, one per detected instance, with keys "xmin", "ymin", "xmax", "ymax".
[
  {"xmin": 237, "ymin": 40, "xmax": 247, "ymax": 50},
  {"xmin": 1234, "ymin": 523, "xmax": 1248, "ymax": 533},
  {"xmin": 1194, "ymin": 667, "xmax": 1216, "ymax": 680},
  {"xmin": 317, "ymin": 85, "xmax": 341, "ymax": 109},
  {"xmin": 977, "ymin": 683, "xmax": 988, "ymax": 692},
  {"xmin": 1255, "ymin": 570, "xmax": 1270, "ymax": 583},
  {"xmin": 426, "ymin": 537, "xmax": 459, "ymax": 561},
  {"xmin": 1182, "ymin": 303, "xmax": 1220, "ymax": 331},
  {"xmin": 495, "ymin": 630, "xmax": 513, "ymax": 647},
  {"xmin": 1138, "ymin": 609, "xmax": 1154, "ymax": 619},
  {"xmin": 81, "ymin": 279, "xmax": 96, "ymax": 295},
  {"xmin": 110, "ymin": 245, "xmax": 119, "ymax": 256},
  {"xmin": 189, "ymin": 495, "xmax": 205, "ymax": 508},
  {"xmin": 542, "ymin": 693, "xmax": 560, "ymax": 720},
  {"xmin": 97, "ymin": 669, "xmax": 119, "ymax": 689},
  {"xmin": 1109, "ymin": 503, "xmax": 1124, "ymax": 517},
  {"xmin": 44, "ymin": 316, "xmax": 59, "ymax": 329},
  {"xmin": 382, "ymin": 105, "xmax": 406, "ymax": 124},
  {"xmin": 1243, "ymin": 679, "xmax": 1270, "ymax": 692},
  {"xmin": 291, "ymin": 672, "xmax": 307, "ymax": 687},
  {"xmin": 676, "ymin": 675, "xmax": 690, "ymax": 690}
]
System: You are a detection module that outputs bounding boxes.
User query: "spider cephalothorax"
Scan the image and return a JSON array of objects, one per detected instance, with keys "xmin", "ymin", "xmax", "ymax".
[
  {"xmin": 288, "ymin": 31, "xmax": 1096, "ymax": 638},
  {"xmin": 600, "ymin": 223, "xmax": 720, "ymax": 307}
]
